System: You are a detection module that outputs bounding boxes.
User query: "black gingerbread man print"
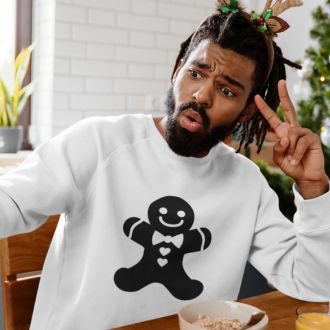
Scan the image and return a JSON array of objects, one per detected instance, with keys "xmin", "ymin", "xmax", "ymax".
[{"xmin": 114, "ymin": 196, "xmax": 212, "ymax": 300}]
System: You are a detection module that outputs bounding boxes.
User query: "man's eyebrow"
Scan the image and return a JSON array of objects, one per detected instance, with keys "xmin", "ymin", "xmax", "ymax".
[
  {"xmin": 191, "ymin": 60, "xmax": 246, "ymax": 91},
  {"xmin": 191, "ymin": 60, "xmax": 212, "ymax": 70},
  {"xmin": 221, "ymin": 73, "xmax": 245, "ymax": 91}
]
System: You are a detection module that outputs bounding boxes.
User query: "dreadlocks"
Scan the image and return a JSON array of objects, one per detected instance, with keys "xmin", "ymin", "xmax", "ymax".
[{"xmin": 171, "ymin": 11, "xmax": 298, "ymax": 153}]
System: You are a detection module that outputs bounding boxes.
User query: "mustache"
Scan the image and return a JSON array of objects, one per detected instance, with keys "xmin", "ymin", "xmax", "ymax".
[{"xmin": 178, "ymin": 102, "xmax": 210, "ymax": 128}]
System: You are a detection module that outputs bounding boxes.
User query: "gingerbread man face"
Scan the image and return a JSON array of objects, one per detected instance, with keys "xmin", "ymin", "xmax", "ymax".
[{"xmin": 148, "ymin": 196, "xmax": 194, "ymax": 236}]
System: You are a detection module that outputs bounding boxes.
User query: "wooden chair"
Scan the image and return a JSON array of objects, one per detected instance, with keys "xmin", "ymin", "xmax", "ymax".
[{"xmin": 0, "ymin": 215, "xmax": 60, "ymax": 330}]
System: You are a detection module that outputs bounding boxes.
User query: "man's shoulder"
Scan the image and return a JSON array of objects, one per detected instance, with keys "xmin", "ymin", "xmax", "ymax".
[
  {"xmin": 43, "ymin": 114, "xmax": 152, "ymax": 162},
  {"xmin": 78, "ymin": 113, "xmax": 150, "ymax": 131},
  {"xmin": 66, "ymin": 113, "xmax": 151, "ymax": 142}
]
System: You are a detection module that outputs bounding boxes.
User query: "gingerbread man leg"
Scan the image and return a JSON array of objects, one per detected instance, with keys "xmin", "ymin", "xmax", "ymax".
[
  {"xmin": 114, "ymin": 262, "xmax": 152, "ymax": 292},
  {"xmin": 161, "ymin": 271, "xmax": 204, "ymax": 300}
]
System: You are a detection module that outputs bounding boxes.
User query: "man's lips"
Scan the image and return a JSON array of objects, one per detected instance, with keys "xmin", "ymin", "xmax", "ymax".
[{"xmin": 179, "ymin": 109, "xmax": 203, "ymax": 133}]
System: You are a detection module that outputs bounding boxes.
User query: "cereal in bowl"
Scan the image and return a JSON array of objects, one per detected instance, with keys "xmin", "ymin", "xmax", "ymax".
[{"xmin": 194, "ymin": 314, "xmax": 242, "ymax": 330}]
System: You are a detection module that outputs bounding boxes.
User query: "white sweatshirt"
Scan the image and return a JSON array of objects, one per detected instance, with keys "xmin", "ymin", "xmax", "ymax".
[{"xmin": 0, "ymin": 114, "xmax": 329, "ymax": 329}]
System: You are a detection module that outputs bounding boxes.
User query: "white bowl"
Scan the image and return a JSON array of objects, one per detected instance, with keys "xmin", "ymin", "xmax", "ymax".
[{"xmin": 178, "ymin": 300, "xmax": 268, "ymax": 330}]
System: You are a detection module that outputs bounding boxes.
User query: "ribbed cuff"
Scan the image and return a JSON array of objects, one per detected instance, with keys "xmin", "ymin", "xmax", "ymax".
[{"xmin": 293, "ymin": 182, "xmax": 330, "ymax": 233}]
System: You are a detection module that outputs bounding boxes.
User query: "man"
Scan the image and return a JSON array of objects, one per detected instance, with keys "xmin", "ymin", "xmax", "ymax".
[{"xmin": 1, "ymin": 1, "xmax": 329, "ymax": 329}]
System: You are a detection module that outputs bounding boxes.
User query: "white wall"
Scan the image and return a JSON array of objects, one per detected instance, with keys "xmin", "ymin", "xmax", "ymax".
[
  {"xmin": 0, "ymin": 0, "xmax": 16, "ymax": 94},
  {"xmin": 31, "ymin": 0, "xmax": 56, "ymax": 146},
  {"xmin": 272, "ymin": 0, "xmax": 325, "ymax": 102},
  {"xmin": 32, "ymin": 0, "xmax": 216, "ymax": 145},
  {"xmin": 31, "ymin": 0, "xmax": 324, "ymax": 146}
]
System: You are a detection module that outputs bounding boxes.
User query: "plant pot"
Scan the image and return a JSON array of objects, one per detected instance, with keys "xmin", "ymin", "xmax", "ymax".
[{"xmin": 0, "ymin": 126, "xmax": 23, "ymax": 153}]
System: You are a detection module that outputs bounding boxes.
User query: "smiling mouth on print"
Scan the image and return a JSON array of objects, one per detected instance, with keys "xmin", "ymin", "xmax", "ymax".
[{"xmin": 159, "ymin": 216, "xmax": 184, "ymax": 228}]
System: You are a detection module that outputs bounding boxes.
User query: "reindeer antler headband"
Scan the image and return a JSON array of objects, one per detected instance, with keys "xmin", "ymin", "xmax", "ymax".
[
  {"xmin": 218, "ymin": 0, "xmax": 303, "ymax": 84},
  {"xmin": 220, "ymin": 0, "xmax": 303, "ymax": 33}
]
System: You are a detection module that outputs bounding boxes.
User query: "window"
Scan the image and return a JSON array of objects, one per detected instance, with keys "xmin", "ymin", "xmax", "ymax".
[{"xmin": 16, "ymin": 0, "xmax": 33, "ymax": 150}]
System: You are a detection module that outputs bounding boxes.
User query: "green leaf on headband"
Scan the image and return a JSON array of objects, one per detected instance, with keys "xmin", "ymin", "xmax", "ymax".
[
  {"xmin": 259, "ymin": 24, "xmax": 268, "ymax": 32},
  {"xmin": 220, "ymin": 4, "xmax": 231, "ymax": 12},
  {"xmin": 263, "ymin": 8, "xmax": 273, "ymax": 20},
  {"xmin": 220, "ymin": 0, "xmax": 239, "ymax": 14},
  {"xmin": 251, "ymin": 11, "xmax": 259, "ymax": 20},
  {"xmin": 231, "ymin": 0, "xmax": 238, "ymax": 8}
]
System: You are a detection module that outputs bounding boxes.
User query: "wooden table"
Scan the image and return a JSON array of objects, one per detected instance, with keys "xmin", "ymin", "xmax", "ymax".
[{"xmin": 114, "ymin": 290, "xmax": 327, "ymax": 330}]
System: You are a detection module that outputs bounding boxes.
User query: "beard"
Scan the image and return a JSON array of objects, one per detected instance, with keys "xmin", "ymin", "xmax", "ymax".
[{"xmin": 163, "ymin": 86, "xmax": 237, "ymax": 157}]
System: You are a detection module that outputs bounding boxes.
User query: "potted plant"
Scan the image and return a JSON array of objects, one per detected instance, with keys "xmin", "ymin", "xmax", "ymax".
[{"xmin": 0, "ymin": 44, "xmax": 35, "ymax": 153}]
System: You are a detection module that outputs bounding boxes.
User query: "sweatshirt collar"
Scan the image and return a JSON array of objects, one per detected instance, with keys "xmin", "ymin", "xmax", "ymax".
[{"xmin": 146, "ymin": 115, "xmax": 219, "ymax": 166}]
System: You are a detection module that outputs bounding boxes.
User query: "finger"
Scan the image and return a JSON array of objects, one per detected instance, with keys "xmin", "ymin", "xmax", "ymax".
[
  {"xmin": 278, "ymin": 80, "xmax": 300, "ymax": 127},
  {"xmin": 273, "ymin": 136, "xmax": 289, "ymax": 165},
  {"xmin": 287, "ymin": 127, "xmax": 299, "ymax": 155},
  {"xmin": 287, "ymin": 127, "xmax": 314, "ymax": 156},
  {"xmin": 254, "ymin": 95, "xmax": 282, "ymax": 131},
  {"xmin": 290, "ymin": 133, "xmax": 320, "ymax": 166}
]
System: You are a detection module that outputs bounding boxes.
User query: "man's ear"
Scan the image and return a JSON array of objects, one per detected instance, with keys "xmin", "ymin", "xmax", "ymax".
[
  {"xmin": 172, "ymin": 59, "xmax": 184, "ymax": 84},
  {"xmin": 238, "ymin": 102, "xmax": 258, "ymax": 123}
]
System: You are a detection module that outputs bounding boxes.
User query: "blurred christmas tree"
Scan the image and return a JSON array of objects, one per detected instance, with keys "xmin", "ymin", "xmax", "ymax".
[
  {"xmin": 256, "ymin": 2, "xmax": 330, "ymax": 218},
  {"xmin": 295, "ymin": 0, "xmax": 330, "ymax": 175}
]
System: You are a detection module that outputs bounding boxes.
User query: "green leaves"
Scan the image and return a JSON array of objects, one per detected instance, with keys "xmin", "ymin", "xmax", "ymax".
[
  {"xmin": 251, "ymin": 12, "xmax": 259, "ymax": 20},
  {"xmin": 0, "ymin": 43, "xmax": 35, "ymax": 127},
  {"xmin": 0, "ymin": 80, "xmax": 12, "ymax": 126},
  {"xmin": 263, "ymin": 8, "xmax": 273, "ymax": 20},
  {"xmin": 250, "ymin": 8, "xmax": 273, "ymax": 33},
  {"xmin": 219, "ymin": 0, "xmax": 239, "ymax": 14}
]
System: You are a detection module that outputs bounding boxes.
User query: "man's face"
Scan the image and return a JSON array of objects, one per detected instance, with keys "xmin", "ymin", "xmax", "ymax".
[{"xmin": 164, "ymin": 40, "xmax": 256, "ymax": 157}]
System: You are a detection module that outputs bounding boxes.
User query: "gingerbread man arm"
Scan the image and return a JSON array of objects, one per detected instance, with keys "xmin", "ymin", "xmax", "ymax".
[
  {"xmin": 123, "ymin": 217, "xmax": 153, "ymax": 246},
  {"xmin": 182, "ymin": 227, "xmax": 212, "ymax": 253}
]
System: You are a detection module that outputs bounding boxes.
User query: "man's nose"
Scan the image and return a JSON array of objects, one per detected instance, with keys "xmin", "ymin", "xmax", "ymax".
[{"xmin": 192, "ymin": 84, "xmax": 213, "ymax": 108}]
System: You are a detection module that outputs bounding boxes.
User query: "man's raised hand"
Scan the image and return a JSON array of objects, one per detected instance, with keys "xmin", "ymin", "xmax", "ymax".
[{"xmin": 254, "ymin": 80, "xmax": 329, "ymax": 199}]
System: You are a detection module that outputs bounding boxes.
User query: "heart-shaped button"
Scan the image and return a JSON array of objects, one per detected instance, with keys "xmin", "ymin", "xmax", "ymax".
[
  {"xmin": 157, "ymin": 258, "xmax": 168, "ymax": 267},
  {"xmin": 159, "ymin": 247, "xmax": 171, "ymax": 256}
]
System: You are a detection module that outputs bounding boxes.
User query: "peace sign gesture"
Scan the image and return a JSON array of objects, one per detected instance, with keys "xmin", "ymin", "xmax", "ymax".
[{"xmin": 254, "ymin": 80, "xmax": 329, "ymax": 199}]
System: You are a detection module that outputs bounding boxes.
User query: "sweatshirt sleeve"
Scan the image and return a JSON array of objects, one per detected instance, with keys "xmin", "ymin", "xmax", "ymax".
[
  {"xmin": 0, "ymin": 118, "xmax": 99, "ymax": 238},
  {"xmin": 248, "ymin": 175, "xmax": 330, "ymax": 301}
]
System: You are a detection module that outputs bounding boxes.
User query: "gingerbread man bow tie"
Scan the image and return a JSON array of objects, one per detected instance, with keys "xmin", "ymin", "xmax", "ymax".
[{"xmin": 152, "ymin": 231, "xmax": 184, "ymax": 248}]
